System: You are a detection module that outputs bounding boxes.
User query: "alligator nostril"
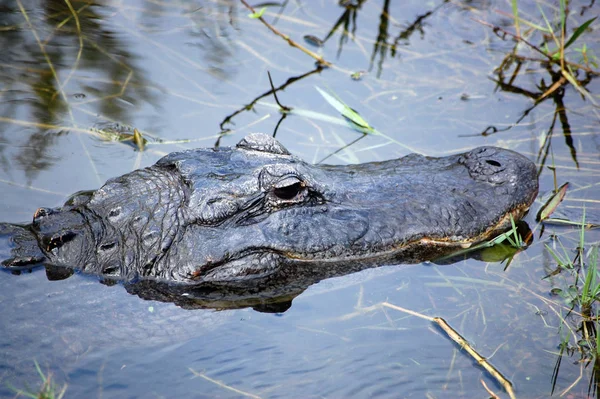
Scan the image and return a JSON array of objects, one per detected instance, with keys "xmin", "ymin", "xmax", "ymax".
[{"xmin": 486, "ymin": 160, "xmax": 501, "ymax": 167}]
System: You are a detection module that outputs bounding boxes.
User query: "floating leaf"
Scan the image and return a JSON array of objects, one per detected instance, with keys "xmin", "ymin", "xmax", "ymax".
[
  {"xmin": 315, "ymin": 86, "xmax": 374, "ymax": 133},
  {"xmin": 537, "ymin": 182, "xmax": 569, "ymax": 221},
  {"xmin": 350, "ymin": 71, "xmax": 367, "ymax": 81},
  {"xmin": 303, "ymin": 35, "xmax": 323, "ymax": 47},
  {"xmin": 248, "ymin": 7, "xmax": 267, "ymax": 19},
  {"xmin": 564, "ymin": 17, "xmax": 597, "ymax": 49},
  {"xmin": 133, "ymin": 128, "xmax": 146, "ymax": 151}
]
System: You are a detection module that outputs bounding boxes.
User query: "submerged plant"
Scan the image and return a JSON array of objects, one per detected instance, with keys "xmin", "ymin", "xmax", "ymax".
[
  {"xmin": 503, "ymin": 0, "xmax": 598, "ymax": 100},
  {"xmin": 546, "ymin": 209, "xmax": 600, "ymax": 360},
  {"xmin": 9, "ymin": 361, "xmax": 67, "ymax": 399}
]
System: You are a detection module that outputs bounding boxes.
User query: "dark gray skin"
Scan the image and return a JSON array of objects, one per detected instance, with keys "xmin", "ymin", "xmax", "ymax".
[{"xmin": 1, "ymin": 134, "xmax": 538, "ymax": 291}]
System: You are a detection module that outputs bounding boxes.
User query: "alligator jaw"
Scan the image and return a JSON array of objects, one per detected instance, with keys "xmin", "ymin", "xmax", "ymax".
[
  {"xmin": 188, "ymin": 251, "xmax": 287, "ymax": 283},
  {"xmin": 185, "ymin": 201, "xmax": 533, "ymax": 284}
]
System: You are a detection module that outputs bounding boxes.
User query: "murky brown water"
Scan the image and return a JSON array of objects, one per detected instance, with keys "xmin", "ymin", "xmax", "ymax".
[{"xmin": 1, "ymin": 0, "xmax": 599, "ymax": 397}]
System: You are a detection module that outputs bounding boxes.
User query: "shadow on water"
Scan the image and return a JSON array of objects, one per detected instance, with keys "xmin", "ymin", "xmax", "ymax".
[{"xmin": 2, "ymin": 223, "xmax": 530, "ymax": 314}]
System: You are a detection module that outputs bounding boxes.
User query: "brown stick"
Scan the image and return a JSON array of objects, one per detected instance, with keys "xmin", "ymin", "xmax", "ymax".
[
  {"xmin": 381, "ymin": 302, "xmax": 516, "ymax": 399},
  {"xmin": 433, "ymin": 317, "xmax": 516, "ymax": 399},
  {"xmin": 472, "ymin": 18, "xmax": 552, "ymax": 60},
  {"xmin": 480, "ymin": 379, "xmax": 501, "ymax": 399},
  {"xmin": 239, "ymin": 0, "xmax": 331, "ymax": 67}
]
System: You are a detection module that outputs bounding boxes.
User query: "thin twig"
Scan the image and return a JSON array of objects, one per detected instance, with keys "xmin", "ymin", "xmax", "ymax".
[
  {"xmin": 190, "ymin": 369, "xmax": 263, "ymax": 399},
  {"xmin": 480, "ymin": 379, "xmax": 501, "ymax": 398},
  {"xmin": 317, "ymin": 133, "xmax": 366, "ymax": 164},
  {"xmin": 473, "ymin": 18, "xmax": 552, "ymax": 60},
  {"xmin": 381, "ymin": 302, "xmax": 516, "ymax": 399},
  {"xmin": 55, "ymin": 0, "xmax": 83, "ymax": 99},
  {"xmin": 434, "ymin": 317, "xmax": 516, "ymax": 399},
  {"xmin": 267, "ymin": 71, "xmax": 291, "ymax": 112},
  {"xmin": 239, "ymin": 0, "xmax": 331, "ymax": 67},
  {"xmin": 381, "ymin": 302, "xmax": 434, "ymax": 321},
  {"xmin": 473, "ymin": 18, "xmax": 600, "ymax": 76}
]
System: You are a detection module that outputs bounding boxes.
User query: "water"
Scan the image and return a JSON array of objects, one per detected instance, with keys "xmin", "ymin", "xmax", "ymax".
[{"xmin": 1, "ymin": 0, "xmax": 599, "ymax": 397}]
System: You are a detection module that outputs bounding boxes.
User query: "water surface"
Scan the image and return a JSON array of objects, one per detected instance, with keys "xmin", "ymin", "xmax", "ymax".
[{"xmin": 1, "ymin": 1, "xmax": 599, "ymax": 398}]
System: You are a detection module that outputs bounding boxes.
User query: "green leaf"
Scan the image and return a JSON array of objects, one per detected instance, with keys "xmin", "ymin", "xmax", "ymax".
[
  {"xmin": 564, "ymin": 17, "xmax": 597, "ymax": 49},
  {"xmin": 133, "ymin": 128, "xmax": 146, "ymax": 151},
  {"xmin": 545, "ymin": 244, "xmax": 570, "ymax": 268},
  {"xmin": 560, "ymin": 0, "xmax": 566, "ymax": 38},
  {"xmin": 315, "ymin": 86, "xmax": 374, "ymax": 133},
  {"xmin": 581, "ymin": 246, "xmax": 598, "ymax": 306},
  {"xmin": 511, "ymin": 0, "xmax": 519, "ymax": 33},
  {"xmin": 248, "ymin": 7, "xmax": 267, "ymax": 19},
  {"xmin": 537, "ymin": 182, "xmax": 569, "ymax": 221}
]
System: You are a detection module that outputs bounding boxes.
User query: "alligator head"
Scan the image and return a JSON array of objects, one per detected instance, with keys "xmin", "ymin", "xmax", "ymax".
[{"xmin": 1, "ymin": 133, "xmax": 538, "ymax": 287}]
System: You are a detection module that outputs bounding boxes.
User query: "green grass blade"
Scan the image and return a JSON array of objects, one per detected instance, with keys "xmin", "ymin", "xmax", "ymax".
[
  {"xmin": 511, "ymin": 0, "xmax": 520, "ymax": 36},
  {"xmin": 537, "ymin": 182, "xmax": 569, "ymax": 221},
  {"xmin": 580, "ymin": 207, "xmax": 587, "ymax": 254},
  {"xmin": 564, "ymin": 17, "xmax": 597, "ymax": 49},
  {"xmin": 545, "ymin": 244, "xmax": 570, "ymax": 269},
  {"xmin": 560, "ymin": 0, "xmax": 566, "ymax": 33},
  {"xmin": 315, "ymin": 86, "xmax": 374, "ymax": 132},
  {"xmin": 538, "ymin": 4, "xmax": 561, "ymax": 50},
  {"xmin": 248, "ymin": 7, "xmax": 267, "ymax": 19},
  {"xmin": 509, "ymin": 215, "xmax": 523, "ymax": 246},
  {"xmin": 582, "ymin": 260, "xmax": 594, "ymax": 305},
  {"xmin": 596, "ymin": 316, "xmax": 600, "ymax": 356}
]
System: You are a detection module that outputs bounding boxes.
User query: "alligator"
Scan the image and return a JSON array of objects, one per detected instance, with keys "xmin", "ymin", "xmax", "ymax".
[{"xmin": 1, "ymin": 134, "xmax": 538, "ymax": 300}]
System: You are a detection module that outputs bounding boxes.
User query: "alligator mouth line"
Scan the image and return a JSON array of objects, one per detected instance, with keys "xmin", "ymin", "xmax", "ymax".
[
  {"xmin": 189, "ymin": 203, "xmax": 532, "ymax": 279},
  {"xmin": 281, "ymin": 203, "xmax": 532, "ymax": 264}
]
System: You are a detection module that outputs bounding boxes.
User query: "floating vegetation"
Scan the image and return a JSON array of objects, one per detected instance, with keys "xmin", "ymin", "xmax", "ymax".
[
  {"xmin": 91, "ymin": 123, "xmax": 149, "ymax": 151},
  {"xmin": 537, "ymin": 182, "xmax": 570, "ymax": 222},
  {"xmin": 247, "ymin": 7, "xmax": 266, "ymax": 19},
  {"xmin": 315, "ymin": 86, "xmax": 374, "ymax": 133},
  {"xmin": 303, "ymin": 35, "xmax": 324, "ymax": 47},
  {"xmin": 544, "ymin": 210, "xmax": 600, "ymax": 395},
  {"xmin": 350, "ymin": 70, "xmax": 367, "ymax": 81}
]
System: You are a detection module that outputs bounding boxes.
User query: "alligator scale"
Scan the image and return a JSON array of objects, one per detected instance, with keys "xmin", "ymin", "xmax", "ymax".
[{"xmin": 1, "ymin": 133, "xmax": 538, "ymax": 289}]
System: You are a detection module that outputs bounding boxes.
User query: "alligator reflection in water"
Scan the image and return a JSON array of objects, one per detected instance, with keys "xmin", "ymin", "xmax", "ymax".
[
  {"xmin": 36, "ymin": 229, "xmax": 531, "ymax": 314},
  {"xmin": 1, "ymin": 133, "xmax": 538, "ymax": 311}
]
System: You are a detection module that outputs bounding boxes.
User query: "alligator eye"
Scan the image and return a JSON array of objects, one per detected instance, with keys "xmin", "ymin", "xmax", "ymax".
[
  {"xmin": 486, "ymin": 159, "xmax": 501, "ymax": 167},
  {"xmin": 273, "ymin": 182, "xmax": 304, "ymax": 200}
]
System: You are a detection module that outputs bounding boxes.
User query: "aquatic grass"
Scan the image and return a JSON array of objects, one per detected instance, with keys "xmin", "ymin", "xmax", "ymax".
[
  {"xmin": 480, "ymin": 0, "xmax": 600, "ymax": 118},
  {"xmin": 537, "ymin": 182, "xmax": 569, "ymax": 222},
  {"xmin": 312, "ymin": 86, "xmax": 424, "ymax": 161},
  {"xmin": 9, "ymin": 361, "xmax": 67, "ymax": 399},
  {"xmin": 581, "ymin": 245, "xmax": 600, "ymax": 313},
  {"xmin": 315, "ymin": 86, "xmax": 374, "ymax": 133},
  {"xmin": 437, "ymin": 215, "xmax": 525, "ymax": 262},
  {"xmin": 510, "ymin": 0, "xmax": 519, "ymax": 37},
  {"xmin": 577, "ymin": 210, "xmax": 600, "ymax": 315},
  {"xmin": 544, "ymin": 208, "xmax": 600, "ymax": 375}
]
